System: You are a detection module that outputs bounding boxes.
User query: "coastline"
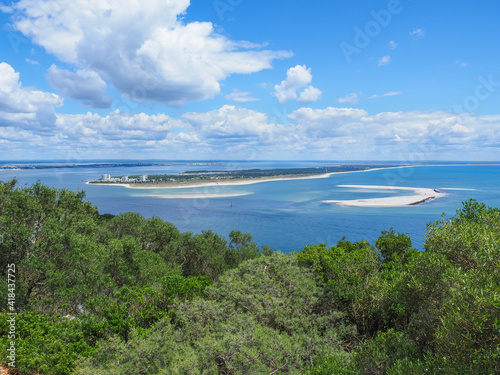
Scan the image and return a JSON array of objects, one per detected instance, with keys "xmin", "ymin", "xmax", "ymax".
[
  {"xmin": 86, "ymin": 172, "xmax": 337, "ymax": 189},
  {"xmin": 322, "ymin": 185, "xmax": 446, "ymax": 207},
  {"xmin": 85, "ymin": 165, "xmax": 413, "ymax": 190}
]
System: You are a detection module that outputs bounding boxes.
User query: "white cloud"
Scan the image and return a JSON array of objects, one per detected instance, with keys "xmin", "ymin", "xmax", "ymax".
[
  {"xmin": 25, "ymin": 58, "xmax": 39, "ymax": 65},
  {"xmin": 286, "ymin": 108, "xmax": 500, "ymax": 159},
  {"xmin": 51, "ymin": 106, "xmax": 500, "ymax": 159},
  {"xmin": 62, "ymin": 104, "xmax": 285, "ymax": 151},
  {"xmin": 0, "ymin": 62, "xmax": 62, "ymax": 129},
  {"xmin": 273, "ymin": 65, "xmax": 322, "ymax": 104},
  {"xmin": 337, "ymin": 92, "xmax": 359, "ymax": 105},
  {"xmin": 7, "ymin": 0, "xmax": 291, "ymax": 107},
  {"xmin": 225, "ymin": 89, "xmax": 259, "ymax": 102},
  {"xmin": 378, "ymin": 55, "xmax": 391, "ymax": 66},
  {"xmin": 409, "ymin": 29, "xmax": 425, "ymax": 37},
  {"xmin": 456, "ymin": 60, "xmax": 468, "ymax": 68},
  {"xmin": 298, "ymin": 86, "xmax": 322, "ymax": 102},
  {"xmin": 0, "ymin": 2, "xmax": 13, "ymax": 12},
  {"xmin": 182, "ymin": 105, "xmax": 283, "ymax": 143},
  {"xmin": 47, "ymin": 65, "xmax": 112, "ymax": 108},
  {"xmin": 368, "ymin": 91, "xmax": 402, "ymax": 99},
  {"xmin": 388, "ymin": 40, "xmax": 397, "ymax": 50},
  {"xmin": 0, "ymin": 62, "xmax": 498, "ymax": 160},
  {"xmin": 273, "ymin": 65, "xmax": 312, "ymax": 103},
  {"xmin": 56, "ymin": 110, "xmax": 186, "ymax": 143},
  {"xmin": 289, "ymin": 107, "xmax": 367, "ymax": 138},
  {"xmin": 2, "ymin": 105, "xmax": 500, "ymax": 160}
]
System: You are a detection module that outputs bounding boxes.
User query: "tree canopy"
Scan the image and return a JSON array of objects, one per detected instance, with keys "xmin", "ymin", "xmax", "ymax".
[{"xmin": 0, "ymin": 181, "xmax": 498, "ymax": 374}]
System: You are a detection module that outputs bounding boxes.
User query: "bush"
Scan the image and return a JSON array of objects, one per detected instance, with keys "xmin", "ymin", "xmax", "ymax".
[{"xmin": 0, "ymin": 312, "xmax": 93, "ymax": 375}]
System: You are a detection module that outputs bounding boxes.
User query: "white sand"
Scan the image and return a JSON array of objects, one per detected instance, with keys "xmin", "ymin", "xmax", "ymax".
[
  {"xmin": 322, "ymin": 185, "xmax": 446, "ymax": 207},
  {"xmin": 86, "ymin": 182, "xmax": 132, "ymax": 188},
  {"xmin": 85, "ymin": 166, "xmax": 413, "ymax": 190},
  {"xmin": 145, "ymin": 192, "xmax": 251, "ymax": 199},
  {"xmin": 86, "ymin": 173, "xmax": 337, "ymax": 190}
]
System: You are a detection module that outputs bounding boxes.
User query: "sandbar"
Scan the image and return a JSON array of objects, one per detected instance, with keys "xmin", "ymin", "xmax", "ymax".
[{"xmin": 322, "ymin": 185, "xmax": 446, "ymax": 207}]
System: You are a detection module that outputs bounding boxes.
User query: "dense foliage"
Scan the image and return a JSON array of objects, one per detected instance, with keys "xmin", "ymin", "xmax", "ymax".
[{"xmin": 0, "ymin": 180, "xmax": 498, "ymax": 374}]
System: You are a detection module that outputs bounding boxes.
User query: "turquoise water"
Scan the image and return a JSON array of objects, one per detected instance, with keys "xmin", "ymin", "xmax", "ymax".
[{"xmin": 1, "ymin": 162, "xmax": 499, "ymax": 251}]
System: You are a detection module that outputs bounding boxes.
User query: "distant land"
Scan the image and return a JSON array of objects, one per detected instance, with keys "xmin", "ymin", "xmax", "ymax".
[
  {"xmin": 87, "ymin": 165, "xmax": 400, "ymax": 189},
  {"xmin": 0, "ymin": 161, "xmax": 220, "ymax": 170}
]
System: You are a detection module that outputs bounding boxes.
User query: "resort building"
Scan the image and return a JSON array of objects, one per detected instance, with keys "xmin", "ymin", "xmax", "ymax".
[
  {"xmin": 139, "ymin": 174, "xmax": 148, "ymax": 182},
  {"xmin": 102, "ymin": 174, "xmax": 111, "ymax": 181},
  {"xmin": 122, "ymin": 176, "xmax": 129, "ymax": 182}
]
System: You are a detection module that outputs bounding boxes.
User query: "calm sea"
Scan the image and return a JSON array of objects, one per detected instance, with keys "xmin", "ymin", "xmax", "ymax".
[{"xmin": 1, "ymin": 161, "xmax": 499, "ymax": 251}]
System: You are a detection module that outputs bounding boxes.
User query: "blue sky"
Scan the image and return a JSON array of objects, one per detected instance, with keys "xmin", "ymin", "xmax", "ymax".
[{"xmin": 1, "ymin": 0, "xmax": 500, "ymax": 161}]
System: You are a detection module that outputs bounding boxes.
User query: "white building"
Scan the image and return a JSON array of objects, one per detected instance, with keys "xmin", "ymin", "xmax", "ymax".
[
  {"xmin": 102, "ymin": 174, "xmax": 111, "ymax": 181},
  {"xmin": 139, "ymin": 174, "xmax": 148, "ymax": 182},
  {"xmin": 122, "ymin": 176, "xmax": 129, "ymax": 182}
]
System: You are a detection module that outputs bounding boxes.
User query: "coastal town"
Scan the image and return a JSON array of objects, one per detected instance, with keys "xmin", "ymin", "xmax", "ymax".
[
  {"xmin": 87, "ymin": 165, "xmax": 384, "ymax": 187},
  {"xmin": 97, "ymin": 174, "xmax": 150, "ymax": 183}
]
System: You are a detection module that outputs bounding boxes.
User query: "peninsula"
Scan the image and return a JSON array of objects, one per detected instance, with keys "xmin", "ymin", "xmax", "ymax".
[{"xmin": 87, "ymin": 165, "xmax": 398, "ymax": 189}]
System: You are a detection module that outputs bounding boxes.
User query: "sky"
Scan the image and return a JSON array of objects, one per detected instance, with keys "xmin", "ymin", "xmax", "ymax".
[{"xmin": 0, "ymin": 0, "xmax": 500, "ymax": 161}]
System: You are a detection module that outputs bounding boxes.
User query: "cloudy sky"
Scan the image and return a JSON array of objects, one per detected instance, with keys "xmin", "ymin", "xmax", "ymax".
[{"xmin": 1, "ymin": 0, "xmax": 500, "ymax": 161}]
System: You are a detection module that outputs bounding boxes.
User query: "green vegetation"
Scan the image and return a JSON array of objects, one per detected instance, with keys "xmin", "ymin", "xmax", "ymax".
[
  {"xmin": 1, "ymin": 180, "xmax": 499, "ymax": 374},
  {"xmin": 90, "ymin": 165, "xmax": 389, "ymax": 185}
]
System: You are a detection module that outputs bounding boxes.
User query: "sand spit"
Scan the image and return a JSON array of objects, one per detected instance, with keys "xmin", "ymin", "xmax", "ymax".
[
  {"xmin": 85, "ymin": 165, "xmax": 417, "ymax": 190},
  {"xmin": 86, "ymin": 173, "xmax": 337, "ymax": 190},
  {"xmin": 322, "ymin": 185, "xmax": 446, "ymax": 207}
]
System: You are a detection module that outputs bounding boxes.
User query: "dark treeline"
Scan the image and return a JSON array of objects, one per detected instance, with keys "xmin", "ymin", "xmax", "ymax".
[
  {"xmin": 181, "ymin": 166, "xmax": 383, "ymax": 175},
  {"xmin": 125, "ymin": 166, "xmax": 394, "ymax": 183},
  {"xmin": 0, "ymin": 162, "xmax": 180, "ymax": 170},
  {"xmin": 0, "ymin": 180, "xmax": 498, "ymax": 374}
]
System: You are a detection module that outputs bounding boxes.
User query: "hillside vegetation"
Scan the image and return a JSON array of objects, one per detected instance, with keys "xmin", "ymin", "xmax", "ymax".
[{"xmin": 0, "ymin": 180, "xmax": 499, "ymax": 374}]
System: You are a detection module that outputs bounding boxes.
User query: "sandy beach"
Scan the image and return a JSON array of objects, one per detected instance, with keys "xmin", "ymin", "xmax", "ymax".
[
  {"xmin": 322, "ymin": 185, "xmax": 446, "ymax": 207},
  {"xmin": 85, "ymin": 165, "xmax": 416, "ymax": 190},
  {"xmin": 86, "ymin": 172, "xmax": 337, "ymax": 189}
]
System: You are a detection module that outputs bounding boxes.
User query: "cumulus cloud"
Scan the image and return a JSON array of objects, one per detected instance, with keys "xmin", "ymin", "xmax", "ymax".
[
  {"xmin": 388, "ymin": 40, "xmax": 397, "ymax": 50},
  {"xmin": 56, "ymin": 110, "xmax": 188, "ymax": 143},
  {"xmin": 47, "ymin": 106, "xmax": 500, "ymax": 159},
  {"xmin": 289, "ymin": 107, "xmax": 367, "ymax": 138},
  {"xmin": 3, "ymin": 105, "xmax": 500, "ymax": 160},
  {"xmin": 0, "ymin": 62, "xmax": 62, "ymax": 129},
  {"xmin": 225, "ymin": 89, "xmax": 259, "ymax": 102},
  {"xmin": 337, "ymin": 92, "xmax": 359, "ymax": 105},
  {"xmin": 298, "ymin": 86, "xmax": 322, "ymax": 102},
  {"xmin": 182, "ymin": 105, "xmax": 282, "ymax": 142},
  {"xmin": 378, "ymin": 55, "xmax": 391, "ymax": 66},
  {"xmin": 1, "ymin": 63, "xmax": 498, "ymax": 160},
  {"xmin": 286, "ymin": 107, "xmax": 500, "ymax": 158},
  {"xmin": 47, "ymin": 65, "xmax": 112, "ymax": 108},
  {"xmin": 7, "ymin": 0, "xmax": 291, "ymax": 107},
  {"xmin": 39, "ymin": 105, "xmax": 293, "ymax": 158},
  {"xmin": 273, "ymin": 65, "xmax": 322, "ymax": 104}
]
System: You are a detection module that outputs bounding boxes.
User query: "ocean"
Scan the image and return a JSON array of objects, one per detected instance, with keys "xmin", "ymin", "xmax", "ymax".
[{"xmin": 1, "ymin": 161, "xmax": 499, "ymax": 251}]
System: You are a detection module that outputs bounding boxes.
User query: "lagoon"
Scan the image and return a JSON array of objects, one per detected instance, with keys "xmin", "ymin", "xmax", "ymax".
[{"xmin": 1, "ymin": 161, "xmax": 499, "ymax": 251}]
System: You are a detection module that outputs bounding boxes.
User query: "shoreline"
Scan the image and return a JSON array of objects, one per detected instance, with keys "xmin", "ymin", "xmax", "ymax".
[
  {"xmin": 85, "ymin": 165, "xmax": 414, "ymax": 190},
  {"xmin": 86, "ymin": 172, "xmax": 338, "ymax": 189},
  {"xmin": 322, "ymin": 185, "xmax": 446, "ymax": 207}
]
